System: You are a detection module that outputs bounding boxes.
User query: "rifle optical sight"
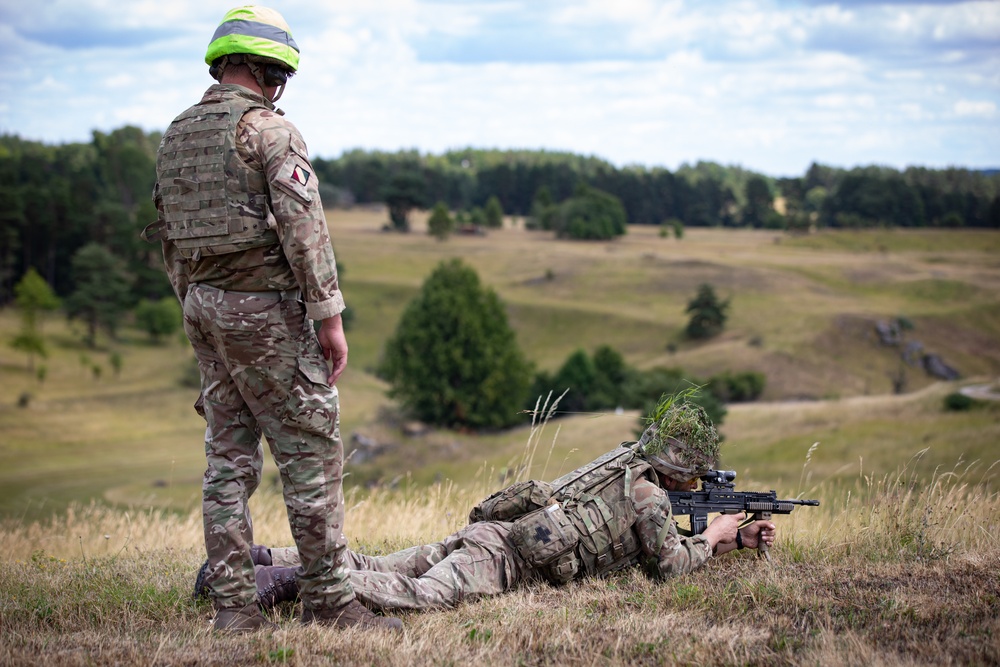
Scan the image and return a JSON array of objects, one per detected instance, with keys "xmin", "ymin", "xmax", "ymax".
[{"xmin": 701, "ymin": 470, "xmax": 736, "ymax": 485}]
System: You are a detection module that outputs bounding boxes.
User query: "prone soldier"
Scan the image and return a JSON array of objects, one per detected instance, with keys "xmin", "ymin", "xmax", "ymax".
[{"xmin": 203, "ymin": 396, "xmax": 782, "ymax": 613}]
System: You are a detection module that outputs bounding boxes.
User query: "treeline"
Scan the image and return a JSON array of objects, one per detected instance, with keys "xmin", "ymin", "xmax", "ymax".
[
  {"xmin": 2, "ymin": 127, "xmax": 999, "ymax": 303},
  {"xmin": 0, "ymin": 128, "xmax": 169, "ymax": 305},
  {"xmin": 313, "ymin": 149, "xmax": 1000, "ymax": 230}
]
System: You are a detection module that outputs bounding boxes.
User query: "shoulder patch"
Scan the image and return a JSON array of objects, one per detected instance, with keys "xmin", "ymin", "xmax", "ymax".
[
  {"xmin": 291, "ymin": 164, "xmax": 311, "ymax": 186},
  {"xmin": 273, "ymin": 153, "xmax": 314, "ymax": 205}
]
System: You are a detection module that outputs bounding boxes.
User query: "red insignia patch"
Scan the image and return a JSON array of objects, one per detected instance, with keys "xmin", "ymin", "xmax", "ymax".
[{"xmin": 292, "ymin": 165, "xmax": 311, "ymax": 186}]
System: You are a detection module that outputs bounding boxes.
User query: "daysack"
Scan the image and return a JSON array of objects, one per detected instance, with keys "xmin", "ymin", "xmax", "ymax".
[{"xmin": 468, "ymin": 443, "xmax": 657, "ymax": 579}]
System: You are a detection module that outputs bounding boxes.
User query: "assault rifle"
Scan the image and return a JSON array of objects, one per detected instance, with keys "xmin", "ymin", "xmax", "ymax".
[{"xmin": 667, "ymin": 470, "xmax": 819, "ymax": 560}]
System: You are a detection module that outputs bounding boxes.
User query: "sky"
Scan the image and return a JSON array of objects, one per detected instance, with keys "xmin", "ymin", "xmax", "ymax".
[{"xmin": 0, "ymin": 0, "xmax": 998, "ymax": 176}]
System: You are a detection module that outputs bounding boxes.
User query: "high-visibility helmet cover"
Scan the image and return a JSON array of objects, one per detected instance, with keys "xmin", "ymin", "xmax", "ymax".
[{"xmin": 205, "ymin": 6, "xmax": 300, "ymax": 72}]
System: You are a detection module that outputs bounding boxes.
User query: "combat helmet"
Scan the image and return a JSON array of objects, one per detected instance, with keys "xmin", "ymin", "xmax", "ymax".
[
  {"xmin": 638, "ymin": 392, "xmax": 720, "ymax": 482},
  {"xmin": 206, "ymin": 6, "xmax": 300, "ymax": 99}
]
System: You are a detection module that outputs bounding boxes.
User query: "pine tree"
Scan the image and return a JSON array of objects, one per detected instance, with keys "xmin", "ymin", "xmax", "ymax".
[
  {"xmin": 684, "ymin": 283, "xmax": 730, "ymax": 339},
  {"xmin": 9, "ymin": 268, "xmax": 60, "ymax": 370},
  {"xmin": 379, "ymin": 259, "xmax": 532, "ymax": 429},
  {"xmin": 64, "ymin": 243, "xmax": 132, "ymax": 347},
  {"xmin": 427, "ymin": 201, "xmax": 454, "ymax": 240},
  {"xmin": 484, "ymin": 195, "xmax": 504, "ymax": 229}
]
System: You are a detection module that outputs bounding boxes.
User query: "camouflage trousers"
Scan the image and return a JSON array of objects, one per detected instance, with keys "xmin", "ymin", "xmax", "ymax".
[
  {"xmin": 183, "ymin": 283, "xmax": 353, "ymax": 611},
  {"xmin": 268, "ymin": 522, "xmax": 532, "ymax": 610}
]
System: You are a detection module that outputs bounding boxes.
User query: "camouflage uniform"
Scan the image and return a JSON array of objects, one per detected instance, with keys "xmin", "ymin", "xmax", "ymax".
[
  {"xmin": 153, "ymin": 83, "xmax": 352, "ymax": 613},
  {"xmin": 262, "ymin": 475, "xmax": 712, "ymax": 611}
]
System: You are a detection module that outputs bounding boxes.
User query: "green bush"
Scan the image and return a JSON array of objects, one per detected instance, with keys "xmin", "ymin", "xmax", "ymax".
[
  {"xmin": 134, "ymin": 297, "xmax": 182, "ymax": 342},
  {"xmin": 943, "ymin": 392, "xmax": 974, "ymax": 411},
  {"xmin": 553, "ymin": 184, "xmax": 627, "ymax": 240},
  {"xmin": 427, "ymin": 201, "xmax": 454, "ymax": 240},
  {"xmin": 380, "ymin": 259, "xmax": 533, "ymax": 430},
  {"xmin": 684, "ymin": 283, "xmax": 730, "ymax": 339},
  {"xmin": 528, "ymin": 346, "xmax": 731, "ymax": 431},
  {"xmin": 484, "ymin": 196, "xmax": 504, "ymax": 229},
  {"xmin": 709, "ymin": 371, "xmax": 766, "ymax": 402},
  {"xmin": 626, "ymin": 369, "xmax": 727, "ymax": 436}
]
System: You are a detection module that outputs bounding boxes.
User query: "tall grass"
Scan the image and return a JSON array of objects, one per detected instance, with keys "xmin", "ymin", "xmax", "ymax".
[
  {"xmin": 2, "ymin": 448, "xmax": 998, "ymax": 665},
  {"xmin": 787, "ymin": 449, "xmax": 1000, "ymax": 563}
]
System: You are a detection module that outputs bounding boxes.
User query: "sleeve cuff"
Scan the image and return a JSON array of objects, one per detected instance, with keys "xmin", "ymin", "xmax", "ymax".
[
  {"xmin": 305, "ymin": 291, "xmax": 346, "ymax": 321},
  {"xmin": 693, "ymin": 534, "xmax": 713, "ymax": 559}
]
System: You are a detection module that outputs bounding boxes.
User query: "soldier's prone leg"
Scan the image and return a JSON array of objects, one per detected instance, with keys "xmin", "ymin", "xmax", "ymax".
[
  {"xmin": 350, "ymin": 524, "xmax": 517, "ymax": 611},
  {"xmin": 343, "ymin": 541, "xmax": 450, "ymax": 576},
  {"xmin": 266, "ymin": 540, "xmax": 448, "ymax": 574},
  {"xmin": 268, "ymin": 547, "xmax": 301, "ymax": 568}
]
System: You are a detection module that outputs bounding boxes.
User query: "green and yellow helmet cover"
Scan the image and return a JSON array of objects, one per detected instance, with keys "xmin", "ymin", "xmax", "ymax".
[
  {"xmin": 206, "ymin": 6, "xmax": 300, "ymax": 71},
  {"xmin": 639, "ymin": 394, "xmax": 720, "ymax": 481}
]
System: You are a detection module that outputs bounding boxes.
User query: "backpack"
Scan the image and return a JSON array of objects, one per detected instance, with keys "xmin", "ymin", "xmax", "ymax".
[{"xmin": 469, "ymin": 444, "xmax": 657, "ymax": 579}]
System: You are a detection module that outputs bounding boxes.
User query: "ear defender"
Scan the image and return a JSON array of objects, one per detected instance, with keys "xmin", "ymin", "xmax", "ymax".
[{"xmin": 263, "ymin": 64, "xmax": 290, "ymax": 87}]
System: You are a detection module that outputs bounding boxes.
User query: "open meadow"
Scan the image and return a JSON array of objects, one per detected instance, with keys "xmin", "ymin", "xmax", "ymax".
[{"xmin": 1, "ymin": 212, "xmax": 999, "ymax": 664}]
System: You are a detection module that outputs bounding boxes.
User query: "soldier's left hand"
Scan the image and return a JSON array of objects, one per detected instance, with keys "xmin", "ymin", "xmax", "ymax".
[{"xmin": 740, "ymin": 520, "xmax": 777, "ymax": 550}]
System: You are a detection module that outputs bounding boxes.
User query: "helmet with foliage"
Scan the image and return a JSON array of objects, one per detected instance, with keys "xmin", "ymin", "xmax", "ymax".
[
  {"xmin": 638, "ymin": 392, "xmax": 720, "ymax": 482},
  {"xmin": 205, "ymin": 6, "xmax": 300, "ymax": 72}
]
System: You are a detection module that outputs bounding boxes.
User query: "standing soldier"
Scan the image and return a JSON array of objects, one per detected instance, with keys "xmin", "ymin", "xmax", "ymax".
[{"xmin": 145, "ymin": 6, "xmax": 400, "ymax": 633}]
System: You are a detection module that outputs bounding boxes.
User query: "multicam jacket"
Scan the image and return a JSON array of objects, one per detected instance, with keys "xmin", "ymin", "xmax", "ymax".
[
  {"xmin": 151, "ymin": 84, "xmax": 344, "ymax": 321},
  {"xmin": 471, "ymin": 444, "xmax": 713, "ymax": 582}
]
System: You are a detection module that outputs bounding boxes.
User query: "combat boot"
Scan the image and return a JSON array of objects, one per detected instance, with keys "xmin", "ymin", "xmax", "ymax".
[
  {"xmin": 212, "ymin": 603, "xmax": 278, "ymax": 633},
  {"xmin": 301, "ymin": 599, "xmax": 403, "ymax": 632},
  {"xmin": 193, "ymin": 559, "xmax": 210, "ymax": 600},
  {"xmin": 250, "ymin": 544, "xmax": 272, "ymax": 566},
  {"xmin": 255, "ymin": 565, "xmax": 299, "ymax": 609},
  {"xmin": 194, "ymin": 547, "xmax": 272, "ymax": 600}
]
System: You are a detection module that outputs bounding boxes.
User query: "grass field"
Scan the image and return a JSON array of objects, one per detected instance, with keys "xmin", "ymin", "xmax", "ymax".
[
  {"xmin": 2, "ymin": 213, "xmax": 999, "ymax": 664},
  {"xmin": 1, "ymin": 212, "xmax": 997, "ymax": 518},
  {"xmin": 1, "ymin": 459, "xmax": 997, "ymax": 665}
]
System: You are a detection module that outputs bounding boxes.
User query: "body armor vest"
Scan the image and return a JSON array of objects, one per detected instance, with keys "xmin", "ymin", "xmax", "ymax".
[
  {"xmin": 470, "ymin": 444, "xmax": 657, "ymax": 579},
  {"xmin": 155, "ymin": 93, "xmax": 279, "ymax": 258},
  {"xmin": 548, "ymin": 445, "xmax": 656, "ymax": 577}
]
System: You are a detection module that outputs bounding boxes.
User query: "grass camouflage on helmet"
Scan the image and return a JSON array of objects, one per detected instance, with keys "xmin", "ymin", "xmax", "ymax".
[{"xmin": 639, "ymin": 389, "xmax": 720, "ymax": 481}]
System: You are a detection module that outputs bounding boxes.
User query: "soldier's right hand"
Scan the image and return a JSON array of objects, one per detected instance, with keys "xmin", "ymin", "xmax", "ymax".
[{"xmin": 702, "ymin": 511, "xmax": 745, "ymax": 551}]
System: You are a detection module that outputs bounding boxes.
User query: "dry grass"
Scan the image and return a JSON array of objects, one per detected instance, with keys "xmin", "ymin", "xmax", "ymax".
[
  {"xmin": 2, "ymin": 218, "xmax": 1000, "ymax": 663},
  {"xmin": 1, "ymin": 453, "xmax": 998, "ymax": 666}
]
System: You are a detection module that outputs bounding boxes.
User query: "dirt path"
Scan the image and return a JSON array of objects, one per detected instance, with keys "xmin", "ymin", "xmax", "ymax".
[{"xmin": 960, "ymin": 381, "xmax": 1000, "ymax": 401}]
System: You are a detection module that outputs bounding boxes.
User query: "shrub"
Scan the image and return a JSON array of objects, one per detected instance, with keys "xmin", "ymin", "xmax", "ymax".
[
  {"xmin": 379, "ymin": 260, "xmax": 533, "ymax": 430},
  {"xmin": 943, "ymin": 392, "xmax": 974, "ymax": 411},
  {"xmin": 134, "ymin": 297, "xmax": 182, "ymax": 342},
  {"xmin": 427, "ymin": 201, "xmax": 454, "ymax": 240},
  {"xmin": 553, "ymin": 184, "xmax": 627, "ymax": 240},
  {"xmin": 484, "ymin": 196, "xmax": 504, "ymax": 229},
  {"xmin": 708, "ymin": 371, "xmax": 766, "ymax": 402},
  {"xmin": 684, "ymin": 283, "xmax": 730, "ymax": 339}
]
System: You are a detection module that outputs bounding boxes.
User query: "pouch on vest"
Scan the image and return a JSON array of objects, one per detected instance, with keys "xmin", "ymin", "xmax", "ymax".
[
  {"xmin": 509, "ymin": 503, "xmax": 579, "ymax": 569},
  {"xmin": 468, "ymin": 479, "xmax": 554, "ymax": 523},
  {"xmin": 543, "ymin": 551, "xmax": 580, "ymax": 585},
  {"xmin": 566, "ymin": 491, "xmax": 641, "ymax": 575}
]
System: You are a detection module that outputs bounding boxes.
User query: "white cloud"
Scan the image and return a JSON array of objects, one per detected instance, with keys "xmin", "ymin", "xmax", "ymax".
[
  {"xmin": 0, "ymin": 0, "xmax": 997, "ymax": 174},
  {"xmin": 953, "ymin": 99, "xmax": 996, "ymax": 117}
]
